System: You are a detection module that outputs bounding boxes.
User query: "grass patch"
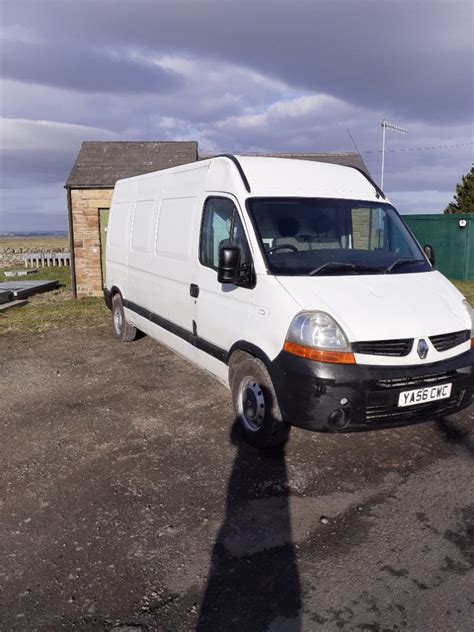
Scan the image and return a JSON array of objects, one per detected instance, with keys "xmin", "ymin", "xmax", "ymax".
[
  {"xmin": 0, "ymin": 265, "xmax": 71, "ymax": 290},
  {"xmin": 0, "ymin": 236, "xmax": 69, "ymax": 251},
  {"xmin": 0, "ymin": 265, "xmax": 109, "ymax": 335},
  {"xmin": 0, "ymin": 297, "xmax": 109, "ymax": 335},
  {"xmin": 452, "ymin": 280, "xmax": 474, "ymax": 303}
]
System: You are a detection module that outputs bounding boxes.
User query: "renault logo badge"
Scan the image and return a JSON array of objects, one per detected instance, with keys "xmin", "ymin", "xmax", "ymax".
[{"xmin": 417, "ymin": 339, "xmax": 429, "ymax": 359}]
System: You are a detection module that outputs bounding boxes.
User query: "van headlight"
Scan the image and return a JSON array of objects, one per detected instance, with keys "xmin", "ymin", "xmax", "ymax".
[
  {"xmin": 287, "ymin": 311, "xmax": 349, "ymax": 350},
  {"xmin": 284, "ymin": 311, "xmax": 355, "ymax": 364},
  {"xmin": 462, "ymin": 299, "xmax": 474, "ymax": 336}
]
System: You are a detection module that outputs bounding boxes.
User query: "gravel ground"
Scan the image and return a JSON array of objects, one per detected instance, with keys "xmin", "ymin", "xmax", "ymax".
[{"xmin": 1, "ymin": 326, "xmax": 473, "ymax": 632}]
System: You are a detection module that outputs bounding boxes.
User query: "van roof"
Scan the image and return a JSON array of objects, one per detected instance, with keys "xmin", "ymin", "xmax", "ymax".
[
  {"xmin": 236, "ymin": 155, "xmax": 384, "ymax": 200},
  {"xmin": 204, "ymin": 155, "xmax": 385, "ymax": 202},
  {"xmin": 116, "ymin": 155, "xmax": 386, "ymax": 203}
]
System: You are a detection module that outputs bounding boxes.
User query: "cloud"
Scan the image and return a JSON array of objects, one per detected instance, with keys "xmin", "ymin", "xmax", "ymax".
[
  {"xmin": 3, "ymin": 0, "xmax": 472, "ymax": 123},
  {"xmin": 0, "ymin": 118, "xmax": 118, "ymax": 187},
  {"xmin": 1, "ymin": 118, "xmax": 118, "ymax": 152},
  {"xmin": 0, "ymin": 38, "xmax": 183, "ymax": 94},
  {"xmin": 199, "ymin": 92, "xmax": 473, "ymax": 198},
  {"xmin": 0, "ymin": 0, "xmax": 472, "ymax": 229},
  {"xmin": 0, "ymin": 182, "xmax": 67, "ymax": 231},
  {"xmin": 0, "ymin": 54, "xmax": 290, "ymax": 131},
  {"xmin": 391, "ymin": 190, "xmax": 454, "ymax": 215},
  {"xmin": 206, "ymin": 93, "xmax": 358, "ymax": 151}
]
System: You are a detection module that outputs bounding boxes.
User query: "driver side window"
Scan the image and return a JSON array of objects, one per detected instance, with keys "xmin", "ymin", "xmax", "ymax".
[{"xmin": 200, "ymin": 197, "xmax": 252, "ymax": 269}]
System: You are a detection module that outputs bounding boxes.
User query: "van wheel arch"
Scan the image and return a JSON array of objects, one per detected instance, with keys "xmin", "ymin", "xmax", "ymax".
[
  {"xmin": 227, "ymin": 342, "xmax": 272, "ymax": 371},
  {"xmin": 228, "ymin": 349, "xmax": 290, "ymax": 448},
  {"xmin": 110, "ymin": 285, "xmax": 123, "ymax": 298}
]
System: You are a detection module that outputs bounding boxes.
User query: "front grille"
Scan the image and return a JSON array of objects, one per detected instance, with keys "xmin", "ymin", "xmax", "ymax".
[
  {"xmin": 377, "ymin": 370, "xmax": 457, "ymax": 389},
  {"xmin": 353, "ymin": 338, "xmax": 413, "ymax": 357},
  {"xmin": 366, "ymin": 394, "xmax": 462, "ymax": 422},
  {"xmin": 429, "ymin": 330, "xmax": 470, "ymax": 352}
]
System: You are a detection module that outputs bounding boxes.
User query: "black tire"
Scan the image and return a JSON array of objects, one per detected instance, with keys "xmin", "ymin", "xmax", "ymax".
[
  {"xmin": 111, "ymin": 293, "xmax": 137, "ymax": 342},
  {"xmin": 229, "ymin": 351, "xmax": 290, "ymax": 448}
]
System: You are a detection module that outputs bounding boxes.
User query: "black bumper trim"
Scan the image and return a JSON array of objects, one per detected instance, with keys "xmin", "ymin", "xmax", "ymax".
[{"xmin": 270, "ymin": 349, "xmax": 474, "ymax": 432}]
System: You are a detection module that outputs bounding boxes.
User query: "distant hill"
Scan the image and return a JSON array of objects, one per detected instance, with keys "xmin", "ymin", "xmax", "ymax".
[{"xmin": 0, "ymin": 231, "xmax": 68, "ymax": 238}]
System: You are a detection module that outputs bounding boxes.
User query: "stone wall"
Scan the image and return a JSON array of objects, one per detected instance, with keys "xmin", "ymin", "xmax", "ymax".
[
  {"xmin": 0, "ymin": 246, "xmax": 69, "ymax": 267},
  {"xmin": 71, "ymin": 188, "xmax": 113, "ymax": 297},
  {"xmin": 352, "ymin": 209, "xmax": 371, "ymax": 249}
]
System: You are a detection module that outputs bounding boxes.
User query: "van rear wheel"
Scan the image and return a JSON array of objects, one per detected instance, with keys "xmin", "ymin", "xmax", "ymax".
[
  {"xmin": 112, "ymin": 293, "xmax": 137, "ymax": 342},
  {"xmin": 229, "ymin": 352, "xmax": 290, "ymax": 448}
]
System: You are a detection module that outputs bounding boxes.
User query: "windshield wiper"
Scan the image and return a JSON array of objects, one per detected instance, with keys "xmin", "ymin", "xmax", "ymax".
[
  {"xmin": 308, "ymin": 262, "xmax": 381, "ymax": 276},
  {"xmin": 384, "ymin": 258, "xmax": 426, "ymax": 273}
]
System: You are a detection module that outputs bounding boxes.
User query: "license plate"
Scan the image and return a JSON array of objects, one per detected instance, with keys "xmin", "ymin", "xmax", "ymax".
[{"xmin": 398, "ymin": 383, "xmax": 452, "ymax": 407}]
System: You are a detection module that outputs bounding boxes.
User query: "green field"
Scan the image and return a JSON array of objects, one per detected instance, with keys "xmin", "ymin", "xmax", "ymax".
[
  {"xmin": 0, "ymin": 265, "xmax": 71, "ymax": 288},
  {"xmin": 0, "ymin": 257, "xmax": 108, "ymax": 336},
  {"xmin": 0, "ymin": 235, "xmax": 69, "ymax": 251},
  {"xmin": 453, "ymin": 281, "xmax": 474, "ymax": 303}
]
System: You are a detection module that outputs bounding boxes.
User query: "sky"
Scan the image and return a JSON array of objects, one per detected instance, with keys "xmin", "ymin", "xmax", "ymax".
[{"xmin": 0, "ymin": 0, "xmax": 473, "ymax": 231}]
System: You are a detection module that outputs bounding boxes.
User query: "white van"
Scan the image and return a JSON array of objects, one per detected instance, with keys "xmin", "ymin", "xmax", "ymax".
[{"xmin": 104, "ymin": 155, "xmax": 473, "ymax": 447}]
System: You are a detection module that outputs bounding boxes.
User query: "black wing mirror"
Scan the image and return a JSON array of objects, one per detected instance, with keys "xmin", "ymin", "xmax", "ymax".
[
  {"xmin": 218, "ymin": 246, "xmax": 242, "ymax": 284},
  {"xmin": 423, "ymin": 244, "xmax": 435, "ymax": 267}
]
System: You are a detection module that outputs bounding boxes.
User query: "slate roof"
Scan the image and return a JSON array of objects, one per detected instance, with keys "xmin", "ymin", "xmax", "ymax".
[
  {"xmin": 65, "ymin": 141, "xmax": 198, "ymax": 188},
  {"xmin": 201, "ymin": 151, "xmax": 370, "ymax": 175},
  {"xmin": 66, "ymin": 142, "xmax": 369, "ymax": 189}
]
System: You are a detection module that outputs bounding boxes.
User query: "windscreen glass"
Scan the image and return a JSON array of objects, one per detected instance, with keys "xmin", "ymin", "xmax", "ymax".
[{"xmin": 247, "ymin": 198, "xmax": 430, "ymax": 276}]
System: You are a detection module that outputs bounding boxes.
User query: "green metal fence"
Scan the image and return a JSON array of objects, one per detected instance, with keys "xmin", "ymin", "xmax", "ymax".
[{"xmin": 402, "ymin": 213, "xmax": 473, "ymax": 281}]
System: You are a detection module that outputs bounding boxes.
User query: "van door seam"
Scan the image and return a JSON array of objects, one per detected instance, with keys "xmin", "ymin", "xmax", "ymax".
[{"xmin": 123, "ymin": 299, "xmax": 227, "ymax": 364}]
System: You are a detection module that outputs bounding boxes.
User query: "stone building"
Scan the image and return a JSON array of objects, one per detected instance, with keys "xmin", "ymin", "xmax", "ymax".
[{"xmin": 65, "ymin": 142, "xmax": 368, "ymax": 297}]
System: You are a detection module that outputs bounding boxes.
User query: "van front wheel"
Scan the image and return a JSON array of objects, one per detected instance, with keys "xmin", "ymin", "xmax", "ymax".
[
  {"xmin": 112, "ymin": 293, "xmax": 137, "ymax": 342},
  {"xmin": 229, "ymin": 353, "xmax": 290, "ymax": 448}
]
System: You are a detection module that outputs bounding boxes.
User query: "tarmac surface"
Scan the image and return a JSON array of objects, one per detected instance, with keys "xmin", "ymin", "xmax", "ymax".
[{"xmin": 1, "ymin": 327, "xmax": 473, "ymax": 631}]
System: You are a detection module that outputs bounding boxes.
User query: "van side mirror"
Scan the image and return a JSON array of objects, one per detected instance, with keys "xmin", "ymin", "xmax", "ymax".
[
  {"xmin": 218, "ymin": 246, "xmax": 242, "ymax": 284},
  {"xmin": 423, "ymin": 244, "xmax": 435, "ymax": 267}
]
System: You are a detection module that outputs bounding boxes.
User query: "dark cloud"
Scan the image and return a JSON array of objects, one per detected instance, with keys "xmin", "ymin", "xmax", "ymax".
[
  {"xmin": 1, "ymin": 208, "xmax": 67, "ymax": 232},
  {"xmin": 0, "ymin": 38, "xmax": 182, "ymax": 93},
  {"xmin": 3, "ymin": 0, "xmax": 472, "ymax": 123},
  {"xmin": 0, "ymin": 0, "xmax": 472, "ymax": 229},
  {"xmin": 1, "ymin": 148, "xmax": 81, "ymax": 187}
]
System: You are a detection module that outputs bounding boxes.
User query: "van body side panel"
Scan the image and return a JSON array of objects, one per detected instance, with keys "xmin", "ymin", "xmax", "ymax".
[
  {"xmin": 129, "ymin": 309, "xmax": 199, "ymax": 367},
  {"xmin": 120, "ymin": 166, "xmax": 209, "ymax": 365},
  {"xmin": 126, "ymin": 194, "xmax": 200, "ymax": 364},
  {"xmin": 193, "ymin": 262, "xmax": 251, "ymax": 381},
  {"xmin": 152, "ymin": 196, "xmax": 199, "ymax": 331},
  {"xmin": 196, "ymin": 352, "xmax": 230, "ymax": 386},
  {"xmin": 127, "ymin": 197, "xmax": 159, "ymax": 309},
  {"xmin": 106, "ymin": 179, "xmax": 137, "ymax": 296},
  {"xmin": 243, "ymin": 275, "xmax": 300, "ymax": 362}
]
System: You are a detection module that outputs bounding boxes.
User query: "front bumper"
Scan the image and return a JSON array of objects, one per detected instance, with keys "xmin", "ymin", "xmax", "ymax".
[{"xmin": 270, "ymin": 349, "xmax": 474, "ymax": 432}]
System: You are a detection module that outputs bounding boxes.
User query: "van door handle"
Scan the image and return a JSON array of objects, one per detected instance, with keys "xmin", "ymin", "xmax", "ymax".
[{"xmin": 190, "ymin": 283, "xmax": 199, "ymax": 298}]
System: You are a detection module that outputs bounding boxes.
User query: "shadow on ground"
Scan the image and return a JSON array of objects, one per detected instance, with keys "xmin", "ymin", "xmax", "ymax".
[
  {"xmin": 196, "ymin": 423, "xmax": 302, "ymax": 631},
  {"xmin": 436, "ymin": 417, "xmax": 474, "ymax": 457}
]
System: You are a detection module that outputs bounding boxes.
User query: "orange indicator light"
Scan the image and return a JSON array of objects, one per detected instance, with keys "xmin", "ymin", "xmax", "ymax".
[{"xmin": 283, "ymin": 341, "xmax": 355, "ymax": 364}]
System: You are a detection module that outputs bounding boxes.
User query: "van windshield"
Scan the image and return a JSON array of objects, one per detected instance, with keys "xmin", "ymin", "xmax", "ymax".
[{"xmin": 247, "ymin": 198, "xmax": 430, "ymax": 276}]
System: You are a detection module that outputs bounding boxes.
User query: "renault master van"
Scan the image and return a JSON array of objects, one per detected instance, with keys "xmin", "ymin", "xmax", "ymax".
[{"xmin": 104, "ymin": 155, "xmax": 473, "ymax": 447}]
